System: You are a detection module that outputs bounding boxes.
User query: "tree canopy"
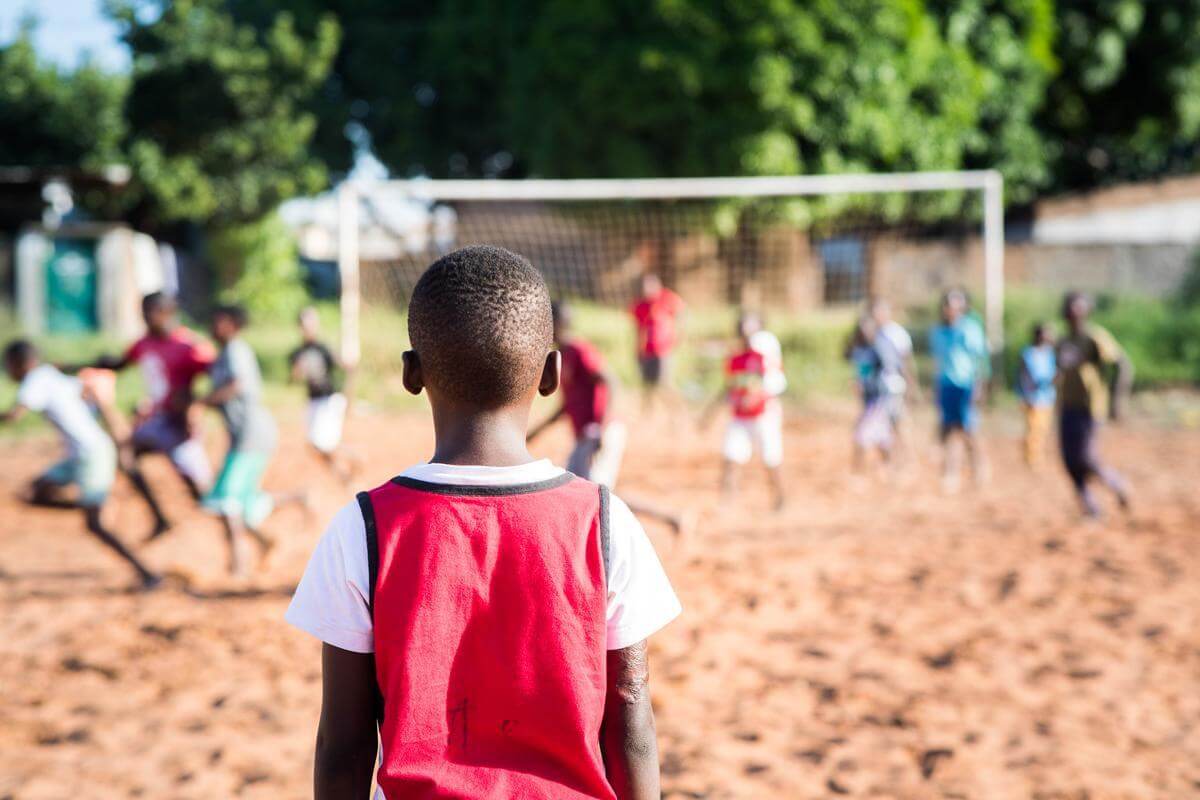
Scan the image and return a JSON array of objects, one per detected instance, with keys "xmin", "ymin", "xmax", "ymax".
[
  {"xmin": 108, "ymin": 0, "xmax": 339, "ymax": 227},
  {"xmin": 0, "ymin": 20, "xmax": 127, "ymax": 170}
]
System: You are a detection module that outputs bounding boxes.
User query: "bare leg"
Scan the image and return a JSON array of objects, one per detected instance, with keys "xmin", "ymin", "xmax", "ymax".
[
  {"xmin": 84, "ymin": 506, "xmax": 161, "ymax": 589},
  {"xmin": 621, "ymin": 494, "xmax": 692, "ymax": 539},
  {"xmin": 123, "ymin": 452, "xmax": 173, "ymax": 539},
  {"xmin": 941, "ymin": 431, "xmax": 962, "ymax": 493},
  {"xmin": 767, "ymin": 466, "xmax": 785, "ymax": 511},
  {"xmin": 720, "ymin": 459, "xmax": 740, "ymax": 504},
  {"xmin": 220, "ymin": 513, "xmax": 250, "ymax": 577},
  {"xmin": 964, "ymin": 430, "xmax": 989, "ymax": 486}
]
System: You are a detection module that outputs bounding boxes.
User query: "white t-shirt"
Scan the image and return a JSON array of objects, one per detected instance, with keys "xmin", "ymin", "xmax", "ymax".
[
  {"xmin": 875, "ymin": 321, "xmax": 914, "ymax": 395},
  {"xmin": 17, "ymin": 364, "xmax": 108, "ymax": 457},
  {"xmin": 750, "ymin": 329, "xmax": 787, "ymax": 397},
  {"xmin": 286, "ymin": 459, "xmax": 682, "ymax": 654}
]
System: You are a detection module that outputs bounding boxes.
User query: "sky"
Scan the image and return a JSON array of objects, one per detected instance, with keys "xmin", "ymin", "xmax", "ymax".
[{"xmin": 0, "ymin": 0, "xmax": 128, "ymax": 71}]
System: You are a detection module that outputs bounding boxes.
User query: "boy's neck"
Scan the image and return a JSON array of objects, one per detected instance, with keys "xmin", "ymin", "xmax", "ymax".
[{"xmin": 429, "ymin": 403, "xmax": 536, "ymax": 467}]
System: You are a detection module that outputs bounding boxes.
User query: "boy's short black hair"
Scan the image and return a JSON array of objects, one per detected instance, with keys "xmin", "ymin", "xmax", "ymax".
[
  {"xmin": 408, "ymin": 245, "xmax": 552, "ymax": 407},
  {"xmin": 3, "ymin": 339, "xmax": 37, "ymax": 367},
  {"xmin": 213, "ymin": 303, "xmax": 249, "ymax": 329},
  {"xmin": 142, "ymin": 291, "xmax": 174, "ymax": 314}
]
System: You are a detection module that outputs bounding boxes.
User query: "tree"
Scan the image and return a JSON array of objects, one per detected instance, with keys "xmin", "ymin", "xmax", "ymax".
[
  {"xmin": 1040, "ymin": 0, "xmax": 1200, "ymax": 191},
  {"xmin": 108, "ymin": 0, "xmax": 340, "ymax": 227},
  {"xmin": 0, "ymin": 19, "xmax": 127, "ymax": 170},
  {"xmin": 275, "ymin": 0, "xmax": 1055, "ymax": 204}
]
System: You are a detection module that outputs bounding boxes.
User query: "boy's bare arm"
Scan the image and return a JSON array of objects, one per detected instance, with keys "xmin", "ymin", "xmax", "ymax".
[
  {"xmin": 314, "ymin": 644, "xmax": 379, "ymax": 800},
  {"xmin": 601, "ymin": 640, "xmax": 660, "ymax": 800}
]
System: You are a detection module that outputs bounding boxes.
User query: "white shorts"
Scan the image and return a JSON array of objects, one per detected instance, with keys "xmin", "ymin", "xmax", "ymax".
[
  {"xmin": 306, "ymin": 393, "xmax": 347, "ymax": 454},
  {"xmin": 722, "ymin": 405, "xmax": 783, "ymax": 468},
  {"xmin": 566, "ymin": 421, "xmax": 627, "ymax": 488}
]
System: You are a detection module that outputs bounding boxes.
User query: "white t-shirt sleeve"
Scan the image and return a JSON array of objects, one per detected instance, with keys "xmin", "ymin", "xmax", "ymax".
[
  {"xmin": 605, "ymin": 494, "xmax": 682, "ymax": 650},
  {"xmin": 16, "ymin": 367, "xmax": 52, "ymax": 412},
  {"xmin": 285, "ymin": 500, "xmax": 375, "ymax": 653}
]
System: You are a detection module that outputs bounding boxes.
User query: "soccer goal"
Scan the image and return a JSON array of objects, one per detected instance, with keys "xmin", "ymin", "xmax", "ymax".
[{"xmin": 335, "ymin": 171, "xmax": 1004, "ymax": 384}]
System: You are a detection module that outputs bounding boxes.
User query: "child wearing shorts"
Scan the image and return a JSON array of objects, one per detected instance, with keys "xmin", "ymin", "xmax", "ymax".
[
  {"xmin": 706, "ymin": 312, "xmax": 785, "ymax": 510},
  {"xmin": 928, "ymin": 289, "xmax": 990, "ymax": 490},
  {"xmin": 289, "ymin": 306, "xmax": 356, "ymax": 482},
  {"xmin": 201, "ymin": 305, "xmax": 299, "ymax": 575},
  {"xmin": 288, "ymin": 247, "xmax": 680, "ymax": 799},
  {"xmin": 2, "ymin": 340, "xmax": 160, "ymax": 588}
]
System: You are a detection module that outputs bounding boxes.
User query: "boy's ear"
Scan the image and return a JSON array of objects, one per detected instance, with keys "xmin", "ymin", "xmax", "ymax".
[
  {"xmin": 538, "ymin": 351, "xmax": 560, "ymax": 397},
  {"xmin": 401, "ymin": 350, "xmax": 424, "ymax": 395}
]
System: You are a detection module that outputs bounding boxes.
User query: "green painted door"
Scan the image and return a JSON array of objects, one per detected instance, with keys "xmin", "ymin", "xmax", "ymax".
[{"xmin": 45, "ymin": 238, "xmax": 98, "ymax": 333}]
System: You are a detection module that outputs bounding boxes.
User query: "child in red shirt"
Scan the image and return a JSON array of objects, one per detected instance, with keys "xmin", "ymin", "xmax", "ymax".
[
  {"xmin": 288, "ymin": 247, "xmax": 680, "ymax": 799},
  {"xmin": 703, "ymin": 312, "xmax": 786, "ymax": 509},
  {"xmin": 629, "ymin": 273, "xmax": 684, "ymax": 414},
  {"xmin": 75, "ymin": 292, "xmax": 215, "ymax": 538}
]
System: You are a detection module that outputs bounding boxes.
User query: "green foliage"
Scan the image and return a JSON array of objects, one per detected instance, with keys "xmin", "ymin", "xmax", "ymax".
[
  {"xmin": 207, "ymin": 213, "xmax": 307, "ymax": 321},
  {"xmin": 0, "ymin": 21, "xmax": 127, "ymax": 168},
  {"xmin": 1040, "ymin": 0, "xmax": 1200, "ymax": 190},
  {"xmin": 108, "ymin": 0, "xmax": 339, "ymax": 226},
  {"xmin": 288, "ymin": 0, "xmax": 1054, "ymax": 207}
]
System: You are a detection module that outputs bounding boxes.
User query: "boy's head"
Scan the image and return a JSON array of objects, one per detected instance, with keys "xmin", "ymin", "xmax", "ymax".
[
  {"xmin": 640, "ymin": 272, "xmax": 662, "ymax": 299},
  {"xmin": 3, "ymin": 339, "xmax": 38, "ymax": 382},
  {"xmin": 855, "ymin": 313, "xmax": 878, "ymax": 345},
  {"xmin": 211, "ymin": 304, "xmax": 248, "ymax": 344},
  {"xmin": 1062, "ymin": 291, "xmax": 1091, "ymax": 328},
  {"xmin": 1032, "ymin": 321, "xmax": 1054, "ymax": 346},
  {"xmin": 405, "ymin": 245, "xmax": 556, "ymax": 409},
  {"xmin": 142, "ymin": 292, "xmax": 177, "ymax": 336},
  {"xmin": 298, "ymin": 306, "xmax": 321, "ymax": 341},
  {"xmin": 940, "ymin": 289, "xmax": 967, "ymax": 323},
  {"xmin": 551, "ymin": 300, "xmax": 572, "ymax": 346},
  {"xmin": 736, "ymin": 310, "xmax": 763, "ymax": 345}
]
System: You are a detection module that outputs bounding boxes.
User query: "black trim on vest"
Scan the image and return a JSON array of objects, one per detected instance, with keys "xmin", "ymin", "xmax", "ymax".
[
  {"xmin": 599, "ymin": 484, "xmax": 611, "ymax": 589},
  {"xmin": 389, "ymin": 471, "xmax": 576, "ymax": 496},
  {"xmin": 356, "ymin": 491, "xmax": 379, "ymax": 619},
  {"xmin": 355, "ymin": 490, "xmax": 385, "ymax": 726}
]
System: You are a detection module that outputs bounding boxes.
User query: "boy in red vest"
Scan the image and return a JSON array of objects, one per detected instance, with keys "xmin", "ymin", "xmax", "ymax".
[
  {"xmin": 629, "ymin": 273, "xmax": 685, "ymax": 415},
  {"xmin": 287, "ymin": 246, "xmax": 681, "ymax": 799}
]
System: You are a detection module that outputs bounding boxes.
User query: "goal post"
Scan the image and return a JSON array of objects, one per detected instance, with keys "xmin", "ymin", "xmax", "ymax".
[{"xmin": 336, "ymin": 170, "xmax": 1005, "ymax": 377}]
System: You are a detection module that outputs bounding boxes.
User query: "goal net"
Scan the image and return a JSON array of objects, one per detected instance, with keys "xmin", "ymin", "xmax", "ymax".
[{"xmin": 335, "ymin": 172, "xmax": 1003, "ymax": 401}]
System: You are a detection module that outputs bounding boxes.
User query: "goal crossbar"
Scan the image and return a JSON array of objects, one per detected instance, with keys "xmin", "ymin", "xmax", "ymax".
[{"xmin": 338, "ymin": 170, "xmax": 1005, "ymax": 368}]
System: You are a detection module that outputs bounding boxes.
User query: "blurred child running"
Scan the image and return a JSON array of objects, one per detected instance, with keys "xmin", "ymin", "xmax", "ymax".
[
  {"xmin": 845, "ymin": 314, "xmax": 894, "ymax": 471},
  {"xmin": 199, "ymin": 305, "xmax": 303, "ymax": 576},
  {"xmin": 868, "ymin": 298, "xmax": 919, "ymax": 455},
  {"xmin": 287, "ymin": 246, "xmax": 680, "ymax": 799},
  {"xmin": 529, "ymin": 301, "xmax": 690, "ymax": 537},
  {"xmin": 2, "ymin": 340, "xmax": 160, "ymax": 589},
  {"xmin": 75, "ymin": 292, "xmax": 215, "ymax": 538},
  {"xmin": 1055, "ymin": 291, "xmax": 1132, "ymax": 517},
  {"xmin": 702, "ymin": 311, "xmax": 785, "ymax": 510},
  {"xmin": 289, "ymin": 306, "xmax": 358, "ymax": 483},
  {"xmin": 1017, "ymin": 322, "xmax": 1057, "ymax": 467},
  {"xmin": 928, "ymin": 289, "xmax": 990, "ymax": 491}
]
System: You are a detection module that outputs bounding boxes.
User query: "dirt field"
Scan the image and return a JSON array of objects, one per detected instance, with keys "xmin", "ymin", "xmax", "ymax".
[{"xmin": 1, "ymin": 402, "xmax": 1198, "ymax": 799}]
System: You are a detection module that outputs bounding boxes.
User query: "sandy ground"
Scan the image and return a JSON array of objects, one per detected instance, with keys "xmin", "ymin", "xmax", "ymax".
[{"xmin": 1, "ymin": 401, "xmax": 1198, "ymax": 799}]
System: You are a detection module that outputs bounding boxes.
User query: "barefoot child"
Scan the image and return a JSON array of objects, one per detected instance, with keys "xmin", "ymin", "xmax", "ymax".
[
  {"xmin": 200, "ymin": 305, "xmax": 298, "ymax": 576},
  {"xmin": 75, "ymin": 292, "xmax": 215, "ymax": 538},
  {"xmin": 289, "ymin": 306, "xmax": 356, "ymax": 482},
  {"xmin": 702, "ymin": 312, "xmax": 785, "ymax": 510},
  {"xmin": 845, "ymin": 314, "xmax": 894, "ymax": 471},
  {"xmin": 629, "ymin": 273, "xmax": 685, "ymax": 415},
  {"xmin": 528, "ymin": 301, "xmax": 689, "ymax": 536},
  {"xmin": 2, "ymin": 341, "xmax": 160, "ymax": 588},
  {"xmin": 1055, "ymin": 291, "xmax": 1132, "ymax": 517},
  {"xmin": 287, "ymin": 246, "xmax": 680, "ymax": 799},
  {"xmin": 928, "ymin": 289, "xmax": 990, "ymax": 490},
  {"xmin": 1017, "ymin": 322, "xmax": 1057, "ymax": 467}
]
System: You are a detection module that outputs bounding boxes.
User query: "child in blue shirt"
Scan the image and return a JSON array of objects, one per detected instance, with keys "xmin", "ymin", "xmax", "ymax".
[
  {"xmin": 928, "ymin": 289, "xmax": 990, "ymax": 490},
  {"xmin": 1017, "ymin": 322, "xmax": 1057, "ymax": 467}
]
